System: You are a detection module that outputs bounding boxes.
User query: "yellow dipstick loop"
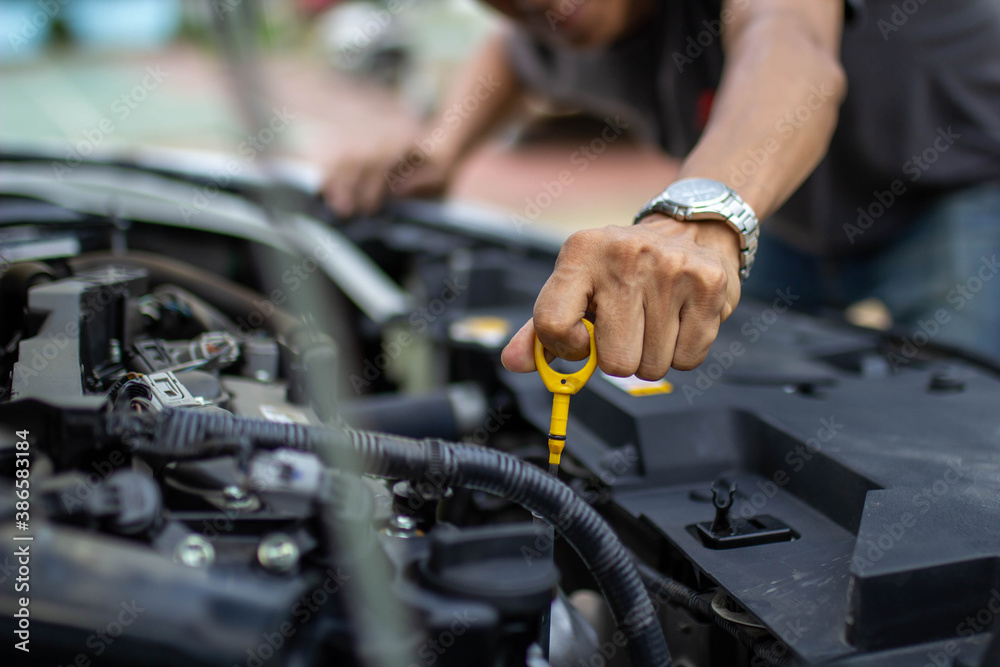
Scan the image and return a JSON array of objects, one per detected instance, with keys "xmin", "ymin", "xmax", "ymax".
[{"xmin": 534, "ymin": 319, "xmax": 598, "ymax": 466}]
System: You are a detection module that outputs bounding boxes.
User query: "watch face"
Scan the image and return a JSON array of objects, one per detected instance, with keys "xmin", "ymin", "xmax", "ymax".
[{"xmin": 665, "ymin": 178, "xmax": 729, "ymax": 207}]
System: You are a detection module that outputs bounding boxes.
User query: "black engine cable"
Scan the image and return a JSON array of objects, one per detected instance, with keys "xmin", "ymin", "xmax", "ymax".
[{"xmin": 110, "ymin": 406, "xmax": 673, "ymax": 667}]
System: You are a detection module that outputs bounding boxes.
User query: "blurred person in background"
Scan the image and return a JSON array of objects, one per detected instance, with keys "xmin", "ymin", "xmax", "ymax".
[{"xmin": 323, "ymin": 0, "xmax": 1000, "ymax": 379}]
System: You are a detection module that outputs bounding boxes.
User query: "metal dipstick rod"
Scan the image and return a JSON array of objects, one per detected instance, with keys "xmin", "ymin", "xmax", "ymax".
[{"xmin": 532, "ymin": 318, "xmax": 598, "ymax": 656}]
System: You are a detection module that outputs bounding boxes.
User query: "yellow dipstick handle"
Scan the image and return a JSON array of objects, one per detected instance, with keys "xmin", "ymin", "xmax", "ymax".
[{"xmin": 534, "ymin": 319, "xmax": 598, "ymax": 467}]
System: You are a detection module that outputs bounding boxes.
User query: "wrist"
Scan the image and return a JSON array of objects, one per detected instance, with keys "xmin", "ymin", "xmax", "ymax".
[
  {"xmin": 634, "ymin": 177, "xmax": 759, "ymax": 281},
  {"xmin": 636, "ymin": 214, "xmax": 742, "ymax": 269}
]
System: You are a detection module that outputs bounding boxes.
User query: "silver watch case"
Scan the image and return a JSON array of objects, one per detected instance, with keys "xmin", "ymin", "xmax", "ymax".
[{"xmin": 634, "ymin": 178, "xmax": 759, "ymax": 282}]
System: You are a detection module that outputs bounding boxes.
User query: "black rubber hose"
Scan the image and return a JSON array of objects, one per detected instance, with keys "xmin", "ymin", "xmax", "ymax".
[
  {"xmin": 70, "ymin": 251, "xmax": 303, "ymax": 338},
  {"xmin": 633, "ymin": 559, "xmax": 791, "ymax": 667},
  {"xmin": 116, "ymin": 408, "xmax": 672, "ymax": 667}
]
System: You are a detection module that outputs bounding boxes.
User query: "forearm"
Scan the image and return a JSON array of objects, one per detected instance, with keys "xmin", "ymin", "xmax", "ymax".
[
  {"xmin": 677, "ymin": 0, "xmax": 847, "ymax": 219},
  {"xmin": 417, "ymin": 31, "xmax": 527, "ymax": 168}
]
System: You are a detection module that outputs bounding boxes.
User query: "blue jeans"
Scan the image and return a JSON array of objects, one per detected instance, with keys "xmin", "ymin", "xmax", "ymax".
[{"xmin": 742, "ymin": 182, "xmax": 1000, "ymax": 361}]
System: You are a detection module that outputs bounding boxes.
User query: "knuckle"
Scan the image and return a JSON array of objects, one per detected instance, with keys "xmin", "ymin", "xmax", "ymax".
[
  {"xmin": 531, "ymin": 309, "xmax": 562, "ymax": 338},
  {"xmin": 696, "ymin": 264, "xmax": 729, "ymax": 295},
  {"xmin": 636, "ymin": 340, "xmax": 674, "ymax": 380},
  {"xmin": 653, "ymin": 248, "xmax": 687, "ymax": 283},
  {"xmin": 609, "ymin": 234, "xmax": 654, "ymax": 268},
  {"xmin": 598, "ymin": 351, "xmax": 638, "ymax": 378},
  {"xmin": 562, "ymin": 228, "xmax": 604, "ymax": 257},
  {"xmin": 337, "ymin": 153, "xmax": 367, "ymax": 172},
  {"xmin": 671, "ymin": 348, "xmax": 708, "ymax": 371},
  {"xmin": 330, "ymin": 155, "xmax": 352, "ymax": 171},
  {"xmin": 338, "ymin": 169, "xmax": 361, "ymax": 189},
  {"xmin": 700, "ymin": 287, "xmax": 729, "ymax": 315},
  {"xmin": 672, "ymin": 323, "xmax": 719, "ymax": 371},
  {"xmin": 635, "ymin": 361, "xmax": 669, "ymax": 382}
]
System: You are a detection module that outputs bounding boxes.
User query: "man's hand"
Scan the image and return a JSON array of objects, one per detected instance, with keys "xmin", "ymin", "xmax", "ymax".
[
  {"xmin": 500, "ymin": 0, "xmax": 844, "ymax": 381},
  {"xmin": 323, "ymin": 32, "xmax": 525, "ymax": 218},
  {"xmin": 322, "ymin": 137, "xmax": 454, "ymax": 217},
  {"xmin": 501, "ymin": 214, "xmax": 742, "ymax": 380}
]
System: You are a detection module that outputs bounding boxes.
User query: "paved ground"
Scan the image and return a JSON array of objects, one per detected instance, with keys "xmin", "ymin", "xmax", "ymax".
[{"xmin": 0, "ymin": 44, "xmax": 679, "ymax": 237}]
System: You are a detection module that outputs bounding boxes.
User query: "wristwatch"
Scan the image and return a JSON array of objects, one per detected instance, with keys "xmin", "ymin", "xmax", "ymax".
[{"xmin": 633, "ymin": 178, "xmax": 759, "ymax": 282}]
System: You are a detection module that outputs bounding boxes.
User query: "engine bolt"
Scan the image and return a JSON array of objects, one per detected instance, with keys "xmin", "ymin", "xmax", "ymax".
[
  {"xmin": 384, "ymin": 514, "xmax": 422, "ymax": 538},
  {"xmin": 222, "ymin": 485, "xmax": 255, "ymax": 509},
  {"xmin": 258, "ymin": 533, "xmax": 300, "ymax": 572},
  {"xmin": 174, "ymin": 535, "xmax": 215, "ymax": 568}
]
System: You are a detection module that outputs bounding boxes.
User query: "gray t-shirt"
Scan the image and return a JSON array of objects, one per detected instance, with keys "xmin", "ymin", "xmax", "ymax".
[{"xmin": 507, "ymin": 0, "xmax": 1000, "ymax": 258}]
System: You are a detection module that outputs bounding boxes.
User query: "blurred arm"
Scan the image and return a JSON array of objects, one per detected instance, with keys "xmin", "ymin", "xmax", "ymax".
[
  {"xmin": 324, "ymin": 31, "xmax": 526, "ymax": 215},
  {"xmin": 416, "ymin": 30, "xmax": 527, "ymax": 170}
]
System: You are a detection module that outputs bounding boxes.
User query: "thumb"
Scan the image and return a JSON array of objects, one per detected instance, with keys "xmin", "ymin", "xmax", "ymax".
[
  {"xmin": 501, "ymin": 319, "xmax": 540, "ymax": 373},
  {"xmin": 501, "ymin": 317, "xmax": 590, "ymax": 373}
]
